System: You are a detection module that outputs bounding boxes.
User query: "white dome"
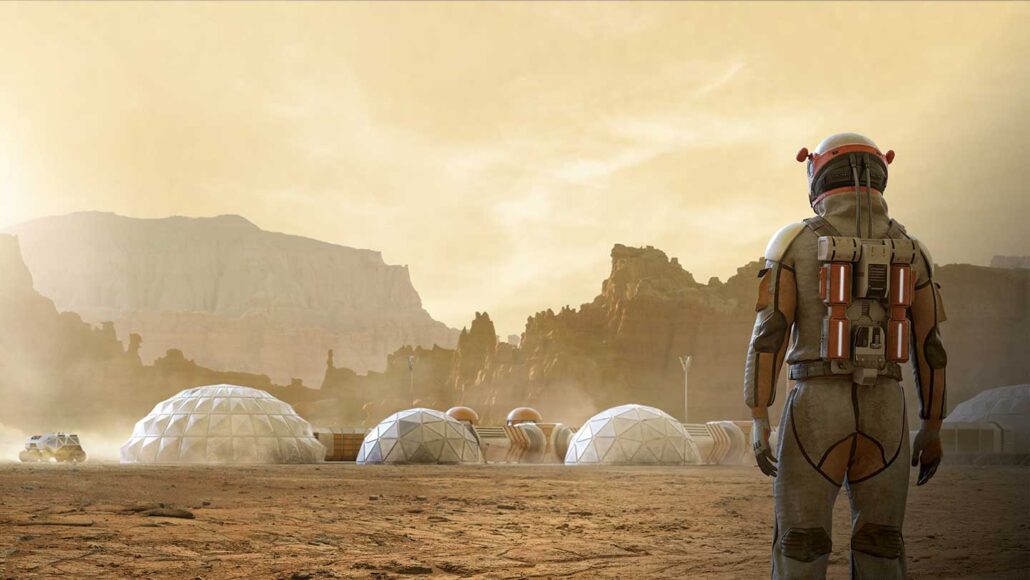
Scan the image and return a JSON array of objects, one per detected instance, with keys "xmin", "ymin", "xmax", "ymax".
[
  {"xmin": 357, "ymin": 408, "xmax": 482, "ymax": 464},
  {"xmin": 565, "ymin": 404, "xmax": 700, "ymax": 465},
  {"xmin": 947, "ymin": 384, "xmax": 1030, "ymax": 452},
  {"xmin": 120, "ymin": 384, "xmax": 325, "ymax": 464}
]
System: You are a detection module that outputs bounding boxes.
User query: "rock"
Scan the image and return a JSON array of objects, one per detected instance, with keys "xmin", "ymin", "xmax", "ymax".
[
  {"xmin": 4, "ymin": 212, "xmax": 458, "ymax": 385},
  {"xmin": 320, "ymin": 243, "xmax": 1030, "ymax": 427},
  {"xmin": 990, "ymin": 255, "xmax": 1030, "ymax": 269},
  {"xmin": 0, "ymin": 228, "xmax": 1024, "ymax": 434},
  {"xmin": 142, "ymin": 508, "xmax": 195, "ymax": 519}
]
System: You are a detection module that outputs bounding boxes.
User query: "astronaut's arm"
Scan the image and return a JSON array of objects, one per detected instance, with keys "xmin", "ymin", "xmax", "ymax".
[
  {"xmin": 909, "ymin": 272, "xmax": 948, "ymax": 428},
  {"xmin": 744, "ymin": 260, "xmax": 798, "ymax": 419}
]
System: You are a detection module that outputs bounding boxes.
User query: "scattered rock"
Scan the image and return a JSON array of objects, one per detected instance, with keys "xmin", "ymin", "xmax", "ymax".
[
  {"xmin": 122, "ymin": 504, "xmax": 160, "ymax": 513},
  {"xmin": 143, "ymin": 508, "xmax": 195, "ymax": 519},
  {"xmin": 437, "ymin": 561, "xmax": 472, "ymax": 575},
  {"xmin": 389, "ymin": 563, "xmax": 433, "ymax": 575},
  {"xmin": 9, "ymin": 518, "xmax": 94, "ymax": 527}
]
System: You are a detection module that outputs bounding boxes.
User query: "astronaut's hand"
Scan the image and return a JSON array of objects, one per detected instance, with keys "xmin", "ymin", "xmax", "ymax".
[
  {"xmin": 752, "ymin": 416, "xmax": 777, "ymax": 477},
  {"xmin": 911, "ymin": 428, "xmax": 942, "ymax": 486}
]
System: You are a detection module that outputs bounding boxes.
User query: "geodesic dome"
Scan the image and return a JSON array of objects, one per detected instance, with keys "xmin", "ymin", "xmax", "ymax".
[
  {"xmin": 120, "ymin": 385, "xmax": 325, "ymax": 464},
  {"xmin": 357, "ymin": 408, "xmax": 482, "ymax": 464},
  {"xmin": 565, "ymin": 404, "xmax": 700, "ymax": 465},
  {"xmin": 947, "ymin": 384, "xmax": 1030, "ymax": 452}
]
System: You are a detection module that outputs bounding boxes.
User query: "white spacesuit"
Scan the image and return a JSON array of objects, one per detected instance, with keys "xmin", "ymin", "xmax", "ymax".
[{"xmin": 744, "ymin": 133, "xmax": 947, "ymax": 579}]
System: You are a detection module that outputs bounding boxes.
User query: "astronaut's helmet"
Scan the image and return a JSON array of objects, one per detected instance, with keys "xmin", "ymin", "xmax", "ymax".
[{"xmin": 796, "ymin": 133, "xmax": 894, "ymax": 206}]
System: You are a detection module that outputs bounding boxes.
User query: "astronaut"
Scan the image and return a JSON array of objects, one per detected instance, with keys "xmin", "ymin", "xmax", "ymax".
[{"xmin": 744, "ymin": 133, "xmax": 947, "ymax": 579}]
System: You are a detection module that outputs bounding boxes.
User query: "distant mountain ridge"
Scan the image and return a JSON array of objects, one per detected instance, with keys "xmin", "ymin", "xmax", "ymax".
[
  {"xmin": 4, "ymin": 212, "xmax": 458, "ymax": 384},
  {"xmin": 315, "ymin": 244, "xmax": 1030, "ymax": 428}
]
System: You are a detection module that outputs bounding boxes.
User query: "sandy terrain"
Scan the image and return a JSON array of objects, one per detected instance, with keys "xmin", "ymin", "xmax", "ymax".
[{"xmin": 0, "ymin": 463, "xmax": 1026, "ymax": 579}]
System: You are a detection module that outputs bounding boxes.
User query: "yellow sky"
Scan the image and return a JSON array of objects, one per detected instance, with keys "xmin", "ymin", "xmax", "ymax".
[{"xmin": 0, "ymin": 2, "xmax": 1027, "ymax": 335}]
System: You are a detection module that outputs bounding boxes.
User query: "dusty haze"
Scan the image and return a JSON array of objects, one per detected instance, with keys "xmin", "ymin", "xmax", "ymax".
[{"xmin": 0, "ymin": 2, "xmax": 1027, "ymax": 335}]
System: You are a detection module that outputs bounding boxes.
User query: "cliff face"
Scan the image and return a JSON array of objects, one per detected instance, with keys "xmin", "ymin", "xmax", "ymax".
[
  {"xmin": 0, "ymin": 233, "xmax": 324, "ymax": 436},
  {"xmin": 453, "ymin": 245, "xmax": 760, "ymax": 425},
  {"xmin": 320, "ymin": 244, "xmax": 1028, "ymax": 429},
  {"xmin": 316, "ymin": 245, "xmax": 763, "ymax": 426},
  {"xmin": 4, "ymin": 227, "xmax": 1021, "ymax": 436},
  {"xmin": 5, "ymin": 212, "xmax": 458, "ymax": 384},
  {"xmin": 457, "ymin": 246, "xmax": 1028, "ymax": 427}
]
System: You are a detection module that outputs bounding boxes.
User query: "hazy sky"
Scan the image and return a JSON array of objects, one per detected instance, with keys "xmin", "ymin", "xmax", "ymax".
[{"xmin": 0, "ymin": 2, "xmax": 1027, "ymax": 335}]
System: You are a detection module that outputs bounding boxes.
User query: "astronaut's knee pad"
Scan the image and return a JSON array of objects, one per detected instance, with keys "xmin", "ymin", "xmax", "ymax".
[
  {"xmin": 779, "ymin": 527, "xmax": 832, "ymax": 562},
  {"xmin": 851, "ymin": 523, "xmax": 903, "ymax": 559}
]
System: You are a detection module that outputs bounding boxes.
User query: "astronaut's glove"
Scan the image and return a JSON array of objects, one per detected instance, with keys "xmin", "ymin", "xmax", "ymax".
[
  {"xmin": 911, "ymin": 428, "xmax": 942, "ymax": 486},
  {"xmin": 751, "ymin": 416, "xmax": 777, "ymax": 477}
]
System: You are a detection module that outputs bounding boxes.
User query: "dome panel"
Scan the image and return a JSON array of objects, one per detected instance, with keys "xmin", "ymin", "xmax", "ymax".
[
  {"xmin": 138, "ymin": 437, "xmax": 161, "ymax": 462},
  {"xmin": 231, "ymin": 414, "xmax": 255, "ymax": 436},
  {"xmin": 233, "ymin": 437, "xmax": 258, "ymax": 462},
  {"xmin": 252, "ymin": 415, "xmax": 275, "ymax": 436},
  {"xmin": 207, "ymin": 436, "xmax": 232, "ymax": 460},
  {"xmin": 281, "ymin": 437, "xmax": 302, "ymax": 461},
  {"xmin": 210, "ymin": 397, "xmax": 230, "ymax": 413},
  {"xmin": 184, "ymin": 414, "xmax": 209, "ymax": 437},
  {"xmin": 240, "ymin": 398, "xmax": 262, "ymax": 414},
  {"xmin": 270, "ymin": 415, "xmax": 292, "ymax": 436},
  {"xmin": 193, "ymin": 397, "xmax": 214, "ymax": 414},
  {"xmin": 152, "ymin": 415, "xmax": 173, "ymax": 436},
  {"xmin": 179, "ymin": 437, "xmax": 207, "ymax": 462},
  {"xmin": 208, "ymin": 414, "xmax": 232, "ymax": 436},
  {"xmin": 165, "ymin": 414, "xmax": 188, "ymax": 436},
  {"xmin": 254, "ymin": 438, "xmax": 280, "ymax": 462},
  {"xmin": 229, "ymin": 397, "xmax": 248, "ymax": 414},
  {"xmin": 157, "ymin": 437, "xmax": 181, "ymax": 462},
  {"xmin": 120, "ymin": 437, "xmax": 143, "ymax": 462}
]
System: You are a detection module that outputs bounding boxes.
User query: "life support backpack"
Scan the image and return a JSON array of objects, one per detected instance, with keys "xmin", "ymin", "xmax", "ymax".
[{"xmin": 802, "ymin": 216, "xmax": 916, "ymax": 385}]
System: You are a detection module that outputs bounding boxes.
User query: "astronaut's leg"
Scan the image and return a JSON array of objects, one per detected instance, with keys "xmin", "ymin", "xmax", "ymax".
[
  {"xmin": 845, "ymin": 379, "xmax": 910, "ymax": 580},
  {"xmin": 772, "ymin": 379, "xmax": 855, "ymax": 580}
]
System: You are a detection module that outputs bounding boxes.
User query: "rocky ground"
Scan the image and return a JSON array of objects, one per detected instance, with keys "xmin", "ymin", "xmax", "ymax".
[{"xmin": 0, "ymin": 463, "xmax": 1026, "ymax": 579}]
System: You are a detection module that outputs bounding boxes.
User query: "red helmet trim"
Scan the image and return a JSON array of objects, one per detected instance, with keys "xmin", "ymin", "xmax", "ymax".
[
  {"xmin": 811, "ymin": 185, "xmax": 883, "ymax": 207},
  {"xmin": 810, "ymin": 143, "xmax": 889, "ymax": 178}
]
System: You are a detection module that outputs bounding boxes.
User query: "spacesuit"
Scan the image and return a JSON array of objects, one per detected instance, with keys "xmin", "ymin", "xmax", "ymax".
[{"xmin": 744, "ymin": 133, "xmax": 947, "ymax": 579}]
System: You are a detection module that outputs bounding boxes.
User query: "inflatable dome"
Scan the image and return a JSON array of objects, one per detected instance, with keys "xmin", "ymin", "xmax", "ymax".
[
  {"xmin": 446, "ymin": 406, "xmax": 481, "ymax": 426},
  {"xmin": 120, "ymin": 385, "xmax": 325, "ymax": 464},
  {"xmin": 357, "ymin": 408, "xmax": 482, "ymax": 464},
  {"xmin": 507, "ymin": 407, "xmax": 542, "ymax": 425},
  {"xmin": 565, "ymin": 404, "xmax": 700, "ymax": 465}
]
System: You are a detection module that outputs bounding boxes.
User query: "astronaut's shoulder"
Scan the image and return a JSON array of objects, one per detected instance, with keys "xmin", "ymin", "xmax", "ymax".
[
  {"xmin": 763, "ymin": 222, "xmax": 808, "ymax": 262},
  {"xmin": 890, "ymin": 220, "xmax": 935, "ymax": 276},
  {"xmin": 909, "ymin": 235, "xmax": 936, "ymax": 277}
]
